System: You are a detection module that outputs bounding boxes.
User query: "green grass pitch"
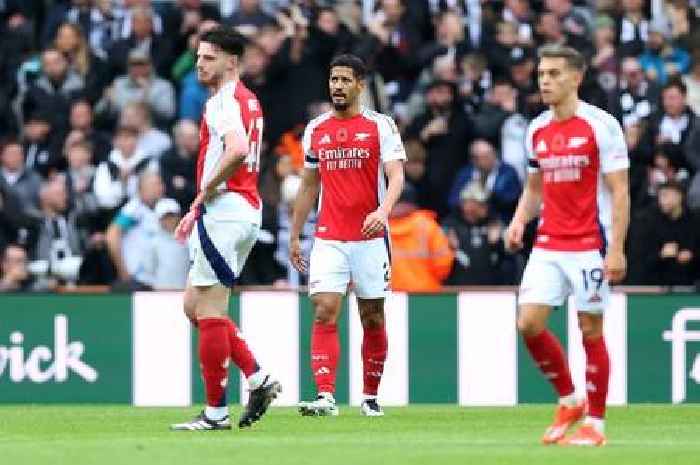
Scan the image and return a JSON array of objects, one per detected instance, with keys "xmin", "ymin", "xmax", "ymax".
[{"xmin": 1, "ymin": 405, "xmax": 698, "ymax": 465}]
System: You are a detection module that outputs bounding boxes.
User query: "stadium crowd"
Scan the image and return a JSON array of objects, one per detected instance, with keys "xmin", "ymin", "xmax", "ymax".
[{"xmin": 1, "ymin": 0, "xmax": 699, "ymax": 292}]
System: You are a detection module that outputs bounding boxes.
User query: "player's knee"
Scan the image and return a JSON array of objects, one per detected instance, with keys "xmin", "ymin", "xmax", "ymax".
[
  {"xmin": 312, "ymin": 297, "xmax": 341, "ymax": 324},
  {"xmin": 578, "ymin": 314, "xmax": 603, "ymax": 339},
  {"xmin": 517, "ymin": 315, "xmax": 546, "ymax": 338},
  {"xmin": 359, "ymin": 301, "xmax": 384, "ymax": 329}
]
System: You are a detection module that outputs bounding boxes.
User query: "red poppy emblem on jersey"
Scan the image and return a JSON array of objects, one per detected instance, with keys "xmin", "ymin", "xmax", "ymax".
[
  {"xmin": 552, "ymin": 133, "xmax": 566, "ymax": 152},
  {"xmin": 336, "ymin": 128, "xmax": 348, "ymax": 142}
]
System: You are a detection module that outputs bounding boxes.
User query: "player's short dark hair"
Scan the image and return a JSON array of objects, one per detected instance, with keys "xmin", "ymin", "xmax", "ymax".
[
  {"xmin": 663, "ymin": 78, "xmax": 687, "ymax": 95},
  {"xmin": 658, "ymin": 180, "xmax": 685, "ymax": 196},
  {"xmin": 199, "ymin": 26, "xmax": 246, "ymax": 57},
  {"xmin": 330, "ymin": 54, "xmax": 367, "ymax": 80},
  {"xmin": 538, "ymin": 44, "xmax": 586, "ymax": 72}
]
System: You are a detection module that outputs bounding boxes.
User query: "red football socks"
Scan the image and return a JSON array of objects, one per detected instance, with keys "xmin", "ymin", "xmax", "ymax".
[
  {"xmin": 583, "ymin": 335, "xmax": 610, "ymax": 418},
  {"xmin": 311, "ymin": 322, "xmax": 339, "ymax": 394},
  {"xmin": 225, "ymin": 318, "xmax": 259, "ymax": 378},
  {"xmin": 198, "ymin": 318, "xmax": 230, "ymax": 407},
  {"xmin": 524, "ymin": 329, "xmax": 575, "ymax": 397},
  {"xmin": 362, "ymin": 324, "xmax": 387, "ymax": 396}
]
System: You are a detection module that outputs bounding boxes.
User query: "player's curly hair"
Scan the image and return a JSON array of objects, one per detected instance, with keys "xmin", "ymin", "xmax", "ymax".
[
  {"xmin": 199, "ymin": 26, "xmax": 247, "ymax": 57},
  {"xmin": 330, "ymin": 54, "xmax": 367, "ymax": 80}
]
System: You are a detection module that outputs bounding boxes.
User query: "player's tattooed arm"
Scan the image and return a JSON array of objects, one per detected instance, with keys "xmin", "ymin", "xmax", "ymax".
[
  {"xmin": 603, "ymin": 169, "xmax": 630, "ymax": 283},
  {"xmin": 505, "ymin": 171, "xmax": 542, "ymax": 252},
  {"xmin": 290, "ymin": 168, "xmax": 321, "ymax": 272}
]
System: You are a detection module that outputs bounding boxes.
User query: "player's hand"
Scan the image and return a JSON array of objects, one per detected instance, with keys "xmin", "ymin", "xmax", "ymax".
[
  {"xmin": 361, "ymin": 209, "xmax": 388, "ymax": 238},
  {"xmin": 289, "ymin": 236, "xmax": 307, "ymax": 273},
  {"xmin": 504, "ymin": 220, "xmax": 525, "ymax": 252},
  {"xmin": 174, "ymin": 210, "xmax": 197, "ymax": 244},
  {"xmin": 604, "ymin": 250, "xmax": 627, "ymax": 284}
]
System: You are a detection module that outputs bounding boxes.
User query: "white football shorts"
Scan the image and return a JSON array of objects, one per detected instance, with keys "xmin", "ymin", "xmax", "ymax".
[
  {"xmin": 188, "ymin": 214, "xmax": 259, "ymax": 287},
  {"xmin": 308, "ymin": 237, "xmax": 391, "ymax": 299},
  {"xmin": 518, "ymin": 248, "xmax": 610, "ymax": 313}
]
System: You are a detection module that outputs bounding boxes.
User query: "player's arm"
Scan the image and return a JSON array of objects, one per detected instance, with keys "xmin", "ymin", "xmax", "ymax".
[
  {"xmin": 106, "ymin": 210, "xmax": 138, "ymax": 282},
  {"xmin": 191, "ymin": 98, "xmax": 250, "ymax": 212},
  {"xmin": 363, "ymin": 115, "xmax": 407, "ymax": 238},
  {"xmin": 505, "ymin": 171, "xmax": 542, "ymax": 252},
  {"xmin": 603, "ymin": 169, "xmax": 630, "ymax": 283},
  {"xmin": 361, "ymin": 160, "xmax": 404, "ymax": 237},
  {"xmin": 289, "ymin": 167, "xmax": 321, "ymax": 272},
  {"xmin": 599, "ymin": 113, "xmax": 631, "ymax": 283}
]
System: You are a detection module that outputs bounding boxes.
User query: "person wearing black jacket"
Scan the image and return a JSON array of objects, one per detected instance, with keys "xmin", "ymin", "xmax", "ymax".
[
  {"xmin": 627, "ymin": 181, "xmax": 699, "ymax": 286},
  {"xmin": 406, "ymin": 79, "xmax": 473, "ymax": 217}
]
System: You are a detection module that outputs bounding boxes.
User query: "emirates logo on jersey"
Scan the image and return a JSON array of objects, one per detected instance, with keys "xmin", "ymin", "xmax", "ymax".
[
  {"xmin": 540, "ymin": 154, "xmax": 591, "ymax": 183},
  {"xmin": 318, "ymin": 146, "xmax": 370, "ymax": 170}
]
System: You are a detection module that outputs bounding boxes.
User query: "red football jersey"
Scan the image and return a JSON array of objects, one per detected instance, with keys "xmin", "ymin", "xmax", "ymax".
[
  {"xmin": 197, "ymin": 80, "xmax": 263, "ymax": 217},
  {"xmin": 303, "ymin": 110, "xmax": 406, "ymax": 241},
  {"xmin": 526, "ymin": 101, "xmax": 629, "ymax": 251}
]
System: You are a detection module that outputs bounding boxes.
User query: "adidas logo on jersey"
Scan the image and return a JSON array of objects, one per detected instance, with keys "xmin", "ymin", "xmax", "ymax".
[
  {"xmin": 535, "ymin": 140, "xmax": 548, "ymax": 153},
  {"xmin": 354, "ymin": 132, "xmax": 371, "ymax": 141},
  {"xmin": 319, "ymin": 134, "xmax": 331, "ymax": 145},
  {"xmin": 568, "ymin": 136, "xmax": 588, "ymax": 148}
]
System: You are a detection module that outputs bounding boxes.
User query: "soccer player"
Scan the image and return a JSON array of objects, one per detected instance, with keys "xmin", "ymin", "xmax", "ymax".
[
  {"xmin": 170, "ymin": 27, "xmax": 281, "ymax": 431},
  {"xmin": 505, "ymin": 45, "xmax": 630, "ymax": 446},
  {"xmin": 290, "ymin": 54, "xmax": 406, "ymax": 417}
]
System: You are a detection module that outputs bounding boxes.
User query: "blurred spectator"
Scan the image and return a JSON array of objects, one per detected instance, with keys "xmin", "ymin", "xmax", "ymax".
[
  {"xmin": 488, "ymin": 21, "xmax": 529, "ymax": 80},
  {"xmin": 406, "ymin": 80, "xmax": 473, "ymax": 216},
  {"xmin": 33, "ymin": 175, "xmax": 87, "ymax": 288},
  {"xmin": 119, "ymin": 102, "xmax": 172, "ymax": 158},
  {"xmin": 448, "ymin": 139, "xmax": 521, "ymax": 221},
  {"xmin": 662, "ymin": 0, "xmax": 700, "ymax": 52},
  {"xmin": 591, "ymin": 15, "xmax": 619, "ymax": 96},
  {"xmin": 64, "ymin": 140, "xmax": 99, "ymax": 222},
  {"xmin": 456, "ymin": 53, "xmax": 491, "ymax": 115},
  {"xmin": 613, "ymin": 56, "xmax": 661, "ymax": 127},
  {"xmin": 113, "ymin": 0, "xmax": 165, "ymax": 41},
  {"xmin": 648, "ymin": 80, "xmax": 697, "ymax": 168},
  {"xmin": 617, "ymin": 0, "xmax": 650, "ymax": 58},
  {"xmin": 639, "ymin": 21, "xmax": 690, "ymax": 85},
  {"xmin": 683, "ymin": 51, "xmax": 700, "ymax": 115},
  {"xmin": 1, "ymin": 139, "xmax": 41, "ymax": 213},
  {"xmin": 225, "ymin": 0, "xmax": 275, "ymax": 36},
  {"xmin": 688, "ymin": 169, "xmax": 700, "ymax": 211},
  {"xmin": 22, "ymin": 111, "xmax": 64, "ymax": 178},
  {"xmin": 267, "ymin": 155, "xmax": 309, "ymax": 287},
  {"xmin": 388, "ymin": 186, "xmax": 453, "ymax": 292},
  {"xmin": 0, "ymin": 244, "xmax": 34, "ymax": 292},
  {"xmin": 93, "ymin": 125, "xmax": 155, "ymax": 210},
  {"xmin": 544, "ymin": 0, "xmax": 592, "ymax": 55},
  {"xmin": 0, "ymin": 176, "xmax": 32, "ymax": 250},
  {"xmin": 97, "ymin": 49, "xmax": 176, "ymax": 126},
  {"xmin": 627, "ymin": 181, "xmax": 699, "ymax": 286},
  {"xmin": 42, "ymin": 0, "xmax": 114, "ymax": 58},
  {"xmin": 22, "ymin": 48, "xmax": 85, "ymax": 134},
  {"xmin": 160, "ymin": 119, "xmax": 198, "ymax": 212},
  {"xmin": 166, "ymin": 0, "xmax": 221, "ymax": 56},
  {"xmin": 507, "ymin": 50, "xmax": 542, "ymax": 119},
  {"xmin": 360, "ymin": 0, "xmax": 422, "ymax": 99},
  {"xmin": 443, "ymin": 181, "xmax": 506, "ymax": 285},
  {"xmin": 474, "ymin": 80, "xmax": 528, "ymax": 180},
  {"xmin": 143, "ymin": 198, "xmax": 189, "ymax": 289},
  {"xmin": 69, "ymin": 99, "xmax": 112, "ymax": 163},
  {"xmin": 502, "ymin": 0, "xmax": 535, "ymax": 47},
  {"xmin": 54, "ymin": 22, "xmax": 110, "ymax": 104},
  {"xmin": 632, "ymin": 143, "xmax": 690, "ymax": 209},
  {"xmin": 109, "ymin": 6, "xmax": 173, "ymax": 78},
  {"xmin": 105, "ymin": 170, "xmax": 163, "ymax": 288}
]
